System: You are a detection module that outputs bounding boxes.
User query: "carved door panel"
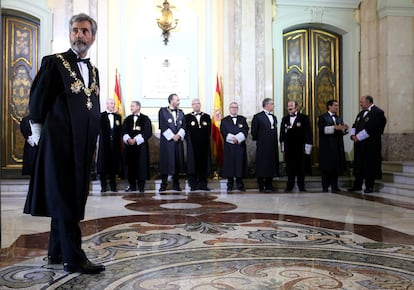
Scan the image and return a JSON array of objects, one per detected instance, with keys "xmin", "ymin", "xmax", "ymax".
[
  {"xmin": 283, "ymin": 28, "xmax": 340, "ymax": 166},
  {"xmin": 1, "ymin": 11, "xmax": 39, "ymax": 177}
]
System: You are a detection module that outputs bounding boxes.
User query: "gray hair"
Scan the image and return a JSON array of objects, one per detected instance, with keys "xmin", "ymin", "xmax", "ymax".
[{"xmin": 69, "ymin": 13, "xmax": 97, "ymax": 36}]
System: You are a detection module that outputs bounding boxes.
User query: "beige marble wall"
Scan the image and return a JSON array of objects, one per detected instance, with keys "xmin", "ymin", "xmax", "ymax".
[{"xmin": 360, "ymin": 0, "xmax": 414, "ymax": 161}]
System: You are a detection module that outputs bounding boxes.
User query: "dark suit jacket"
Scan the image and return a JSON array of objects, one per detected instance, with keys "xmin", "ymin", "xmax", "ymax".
[
  {"xmin": 280, "ymin": 113, "xmax": 312, "ymax": 174},
  {"xmin": 24, "ymin": 49, "xmax": 101, "ymax": 221},
  {"xmin": 220, "ymin": 115, "xmax": 249, "ymax": 178},
  {"xmin": 351, "ymin": 105, "xmax": 386, "ymax": 179},
  {"xmin": 158, "ymin": 107, "xmax": 186, "ymax": 175},
  {"xmin": 251, "ymin": 111, "xmax": 279, "ymax": 177},
  {"xmin": 122, "ymin": 113, "xmax": 152, "ymax": 180},
  {"xmin": 96, "ymin": 111, "xmax": 122, "ymax": 175},
  {"xmin": 318, "ymin": 112, "xmax": 346, "ymax": 174},
  {"xmin": 185, "ymin": 112, "xmax": 212, "ymax": 176}
]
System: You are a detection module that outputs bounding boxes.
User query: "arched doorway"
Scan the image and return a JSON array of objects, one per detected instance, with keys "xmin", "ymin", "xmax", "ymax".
[{"xmin": 283, "ymin": 27, "xmax": 341, "ymax": 167}]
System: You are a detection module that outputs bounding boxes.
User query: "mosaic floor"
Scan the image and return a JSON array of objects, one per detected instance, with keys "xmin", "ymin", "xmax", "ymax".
[{"xmin": 1, "ymin": 188, "xmax": 414, "ymax": 289}]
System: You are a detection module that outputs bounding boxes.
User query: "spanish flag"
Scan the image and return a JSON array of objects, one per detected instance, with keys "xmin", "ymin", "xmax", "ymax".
[
  {"xmin": 114, "ymin": 71, "xmax": 124, "ymax": 119},
  {"xmin": 212, "ymin": 75, "xmax": 223, "ymax": 168}
]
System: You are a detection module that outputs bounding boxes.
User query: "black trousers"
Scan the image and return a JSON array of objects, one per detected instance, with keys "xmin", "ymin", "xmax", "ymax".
[
  {"xmin": 321, "ymin": 171, "xmax": 339, "ymax": 190},
  {"xmin": 257, "ymin": 177, "xmax": 274, "ymax": 190},
  {"xmin": 48, "ymin": 218, "xmax": 87, "ymax": 264},
  {"xmin": 353, "ymin": 176, "xmax": 374, "ymax": 190}
]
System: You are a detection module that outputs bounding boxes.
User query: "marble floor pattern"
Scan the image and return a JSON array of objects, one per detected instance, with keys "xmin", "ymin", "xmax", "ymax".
[{"xmin": 1, "ymin": 185, "xmax": 414, "ymax": 289}]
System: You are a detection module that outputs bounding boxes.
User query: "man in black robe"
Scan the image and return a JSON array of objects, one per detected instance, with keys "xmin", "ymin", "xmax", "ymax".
[
  {"xmin": 220, "ymin": 102, "xmax": 249, "ymax": 191},
  {"xmin": 97, "ymin": 98, "xmax": 122, "ymax": 192},
  {"xmin": 122, "ymin": 101, "xmax": 152, "ymax": 193},
  {"xmin": 349, "ymin": 95, "xmax": 387, "ymax": 193},
  {"xmin": 251, "ymin": 98, "xmax": 279, "ymax": 192},
  {"xmin": 280, "ymin": 100, "xmax": 313, "ymax": 192},
  {"xmin": 23, "ymin": 14, "xmax": 105, "ymax": 274},
  {"xmin": 318, "ymin": 100, "xmax": 349, "ymax": 193},
  {"xmin": 158, "ymin": 94, "xmax": 186, "ymax": 192},
  {"xmin": 185, "ymin": 98, "xmax": 212, "ymax": 191}
]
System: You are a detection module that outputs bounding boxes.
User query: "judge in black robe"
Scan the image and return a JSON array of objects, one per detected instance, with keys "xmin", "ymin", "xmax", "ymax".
[
  {"xmin": 251, "ymin": 98, "xmax": 279, "ymax": 192},
  {"xmin": 185, "ymin": 98, "xmax": 212, "ymax": 191},
  {"xmin": 280, "ymin": 101, "xmax": 312, "ymax": 192},
  {"xmin": 349, "ymin": 95, "xmax": 386, "ymax": 193},
  {"xmin": 96, "ymin": 98, "xmax": 122, "ymax": 192},
  {"xmin": 220, "ymin": 102, "xmax": 249, "ymax": 191},
  {"xmin": 158, "ymin": 94, "xmax": 186, "ymax": 191},
  {"xmin": 318, "ymin": 100, "xmax": 349, "ymax": 192},
  {"xmin": 123, "ymin": 101, "xmax": 152, "ymax": 192},
  {"xmin": 20, "ymin": 115, "xmax": 38, "ymax": 176},
  {"xmin": 23, "ymin": 14, "xmax": 105, "ymax": 274}
]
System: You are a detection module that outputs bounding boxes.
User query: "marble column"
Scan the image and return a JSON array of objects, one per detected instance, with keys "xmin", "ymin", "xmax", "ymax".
[{"xmin": 360, "ymin": 0, "xmax": 414, "ymax": 160}]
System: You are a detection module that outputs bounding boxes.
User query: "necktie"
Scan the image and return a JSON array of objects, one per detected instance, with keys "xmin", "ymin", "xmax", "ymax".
[{"xmin": 76, "ymin": 58, "xmax": 90, "ymax": 63}]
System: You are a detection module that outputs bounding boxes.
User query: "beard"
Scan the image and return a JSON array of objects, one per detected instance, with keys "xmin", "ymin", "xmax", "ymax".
[{"xmin": 71, "ymin": 39, "xmax": 91, "ymax": 55}]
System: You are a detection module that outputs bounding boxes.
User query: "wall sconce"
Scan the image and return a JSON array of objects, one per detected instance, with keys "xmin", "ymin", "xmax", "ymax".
[{"xmin": 156, "ymin": 0, "xmax": 179, "ymax": 45}]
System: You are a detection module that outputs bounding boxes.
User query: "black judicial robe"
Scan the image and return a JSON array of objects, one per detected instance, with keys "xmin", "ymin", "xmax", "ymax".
[
  {"xmin": 220, "ymin": 115, "xmax": 249, "ymax": 178},
  {"xmin": 318, "ymin": 112, "xmax": 347, "ymax": 174},
  {"xmin": 185, "ymin": 112, "xmax": 212, "ymax": 176},
  {"xmin": 97, "ymin": 111, "xmax": 122, "ymax": 176},
  {"xmin": 122, "ymin": 113, "xmax": 152, "ymax": 180},
  {"xmin": 20, "ymin": 116, "xmax": 38, "ymax": 176},
  {"xmin": 280, "ymin": 113, "xmax": 312, "ymax": 175},
  {"xmin": 24, "ymin": 49, "xmax": 101, "ymax": 221},
  {"xmin": 251, "ymin": 111, "xmax": 279, "ymax": 177},
  {"xmin": 158, "ymin": 107, "xmax": 186, "ymax": 175},
  {"xmin": 351, "ymin": 106, "xmax": 386, "ymax": 179}
]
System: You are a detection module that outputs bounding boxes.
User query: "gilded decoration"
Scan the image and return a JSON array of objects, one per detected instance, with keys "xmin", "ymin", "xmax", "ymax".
[
  {"xmin": 10, "ymin": 66, "xmax": 31, "ymax": 119},
  {"xmin": 2, "ymin": 14, "xmax": 39, "ymax": 172}
]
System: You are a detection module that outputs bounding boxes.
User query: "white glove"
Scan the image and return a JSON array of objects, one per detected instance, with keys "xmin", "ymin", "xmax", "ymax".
[
  {"xmin": 27, "ymin": 135, "xmax": 36, "ymax": 147},
  {"xmin": 29, "ymin": 121, "xmax": 42, "ymax": 145}
]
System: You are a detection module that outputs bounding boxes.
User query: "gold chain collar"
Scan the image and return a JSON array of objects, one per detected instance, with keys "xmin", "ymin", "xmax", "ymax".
[{"xmin": 56, "ymin": 54, "xmax": 98, "ymax": 110}]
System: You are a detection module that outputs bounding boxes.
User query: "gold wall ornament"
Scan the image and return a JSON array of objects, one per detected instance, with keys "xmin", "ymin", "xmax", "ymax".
[{"xmin": 156, "ymin": 0, "xmax": 178, "ymax": 45}]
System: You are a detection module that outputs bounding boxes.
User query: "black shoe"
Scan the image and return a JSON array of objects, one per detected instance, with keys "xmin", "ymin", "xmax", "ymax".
[
  {"xmin": 110, "ymin": 187, "xmax": 117, "ymax": 192},
  {"xmin": 63, "ymin": 260, "xmax": 105, "ymax": 274},
  {"xmin": 227, "ymin": 186, "xmax": 233, "ymax": 192},
  {"xmin": 331, "ymin": 188, "xmax": 341, "ymax": 193},
  {"xmin": 100, "ymin": 188, "xmax": 108, "ymax": 193},
  {"xmin": 173, "ymin": 186, "xmax": 182, "ymax": 191},
  {"xmin": 47, "ymin": 256, "xmax": 62, "ymax": 265},
  {"xmin": 299, "ymin": 188, "xmax": 307, "ymax": 192},
  {"xmin": 199, "ymin": 187, "xmax": 211, "ymax": 191},
  {"xmin": 264, "ymin": 188, "xmax": 274, "ymax": 193},
  {"xmin": 138, "ymin": 188, "xmax": 145, "ymax": 193},
  {"xmin": 284, "ymin": 188, "xmax": 293, "ymax": 192},
  {"xmin": 159, "ymin": 186, "xmax": 167, "ymax": 192},
  {"xmin": 364, "ymin": 188, "xmax": 373, "ymax": 193},
  {"xmin": 348, "ymin": 187, "xmax": 362, "ymax": 192},
  {"xmin": 125, "ymin": 187, "xmax": 136, "ymax": 192},
  {"xmin": 237, "ymin": 186, "xmax": 246, "ymax": 192},
  {"xmin": 322, "ymin": 188, "xmax": 328, "ymax": 192}
]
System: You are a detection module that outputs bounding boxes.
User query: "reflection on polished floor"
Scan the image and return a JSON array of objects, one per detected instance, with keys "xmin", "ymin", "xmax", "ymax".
[{"xmin": 1, "ymin": 182, "xmax": 414, "ymax": 289}]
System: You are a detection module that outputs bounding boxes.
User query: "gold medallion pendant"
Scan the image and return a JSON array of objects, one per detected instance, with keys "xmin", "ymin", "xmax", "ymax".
[{"xmin": 86, "ymin": 98, "xmax": 93, "ymax": 110}]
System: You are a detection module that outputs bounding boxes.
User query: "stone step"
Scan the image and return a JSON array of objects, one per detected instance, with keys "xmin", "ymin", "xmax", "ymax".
[
  {"xmin": 382, "ymin": 161, "xmax": 414, "ymax": 173},
  {"xmin": 378, "ymin": 182, "xmax": 414, "ymax": 198},
  {"xmin": 383, "ymin": 171, "xmax": 414, "ymax": 185},
  {"xmin": 1, "ymin": 176, "xmax": 355, "ymax": 195}
]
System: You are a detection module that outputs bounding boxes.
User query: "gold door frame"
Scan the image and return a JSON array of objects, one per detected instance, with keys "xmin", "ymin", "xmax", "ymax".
[
  {"xmin": 1, "ymin": 10, "xmax": 39, "ymax": 177},
  {"xmin": 283, "ymin": 28, "xmax": 341, "ymax": 166}
]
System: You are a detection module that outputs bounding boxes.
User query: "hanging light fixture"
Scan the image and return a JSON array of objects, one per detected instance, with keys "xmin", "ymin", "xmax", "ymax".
[{"xmin": 156, "ymin": 0, "xmax": 178, "ymax": 45}]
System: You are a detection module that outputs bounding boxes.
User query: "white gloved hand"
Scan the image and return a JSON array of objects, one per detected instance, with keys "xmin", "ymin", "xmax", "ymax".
[
  {"xmin": 29, "ymin": 121, "xmax": 42, "ymax": 145},
  {"xmin": 27, "ymin": 135, "xmax": 36, "ymax": 147}
]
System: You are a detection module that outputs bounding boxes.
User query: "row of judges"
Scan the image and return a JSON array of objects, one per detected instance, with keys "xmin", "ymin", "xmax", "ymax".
[{"xmin": 22, "ymin": 94, "xmax": 386, "ymax": 194}]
